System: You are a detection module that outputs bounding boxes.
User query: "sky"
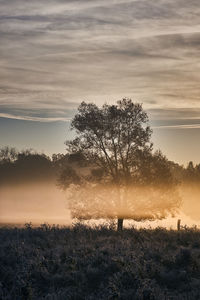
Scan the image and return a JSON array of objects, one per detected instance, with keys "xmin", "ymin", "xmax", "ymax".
[{"xmin": 1, "ymin": 0, "xmax": 200, "ymax": 164}]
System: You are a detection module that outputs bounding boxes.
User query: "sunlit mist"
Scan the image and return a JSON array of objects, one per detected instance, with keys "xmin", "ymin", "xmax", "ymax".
[
  {"xmin": 1, "ymin": 181, "xmax": 200, "ymax": 229},
  {"xmin": 65, "ymin": 183, "xmax": 180, "ymax": 221},
  {"xmin": 0, "ymin": 182, "xmax": 71, "ymax": 225}
]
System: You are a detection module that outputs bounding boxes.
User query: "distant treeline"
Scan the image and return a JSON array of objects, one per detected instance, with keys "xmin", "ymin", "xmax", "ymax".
[
  {"xmin": 0, "ymin": 146, "xmax": 199, "ymax": 186},
  {"xmin": 0, "ymin": 146, "xmax": 86, "ymax": 185}
]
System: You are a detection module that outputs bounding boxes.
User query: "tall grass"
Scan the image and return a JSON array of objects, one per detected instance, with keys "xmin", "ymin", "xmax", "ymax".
[{"xmin": 1, "ymin": 224, "xmax": 200, "ymax": 299}]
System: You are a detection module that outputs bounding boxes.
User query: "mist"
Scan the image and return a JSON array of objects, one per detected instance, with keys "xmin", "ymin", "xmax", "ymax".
[
  {"xmin": 0, "ymin": 182, "xmax": 71, "ymax": 226},
  {"xmin": 1, "ymin": 181, "xmax": 200, "ymax": 229}
]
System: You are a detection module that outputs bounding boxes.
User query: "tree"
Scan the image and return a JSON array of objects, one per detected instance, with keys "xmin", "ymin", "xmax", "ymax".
[
  {"xmin": 183, "ymin": 161, "xmax": 200, "ymax": 184},
  {"xmin": 63, "ymin": 99, "xmax": 180, "ymax": 230},
  {"xmin": 16, "ymin": 151, "xmax": 52, "ymax": 180},
  {"xmin": 0, "ymin": 146, "xmax": 18, "ymax": 164},
  {"xmin": 58, "ymin": 166, "xmax": 81, "ymax": 189},
  {"xmin": 0, "ymin": 147, "xmax": 54, "ymax": 185}
]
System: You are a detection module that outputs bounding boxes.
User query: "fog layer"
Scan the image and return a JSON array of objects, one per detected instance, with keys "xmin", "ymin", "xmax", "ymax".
[
  {"xmin": 0, "ymin": 183, "xmax": 199, "ymax": 229},
  {"xmin": 0, "ymin": 182, "xmax": 71, "ymax": 225}
]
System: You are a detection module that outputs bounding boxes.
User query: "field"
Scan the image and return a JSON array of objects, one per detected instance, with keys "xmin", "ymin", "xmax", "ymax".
[{"xmin": 1, "ymin": 224, "xmax": 200, "ymax": 300}]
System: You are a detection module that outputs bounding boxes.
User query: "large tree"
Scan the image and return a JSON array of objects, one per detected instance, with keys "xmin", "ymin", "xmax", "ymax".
[{"xmin": 63, "ymin": 99, "xmax": 180, "ymax": 230}]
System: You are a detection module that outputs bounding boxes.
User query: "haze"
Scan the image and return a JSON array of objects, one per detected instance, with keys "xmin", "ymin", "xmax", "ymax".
[
  {"xmin": 1, "ymin": 182, "xmax": 200, "ymax": 229},
  {"xmin": 0, "ymin": 0, "xmax": 200, "ymax": 163}
]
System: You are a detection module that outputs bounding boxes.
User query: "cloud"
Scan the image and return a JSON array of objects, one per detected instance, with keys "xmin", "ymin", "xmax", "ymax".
[
  {"xmin": 148, "ymin": 108, "xmax": 200, "ymax": 120},
  {"xmin": 1, "ymin": 0, "xmax": 200, "ymax": 122},
  {"xmin": 153, "ymin": 124, "xmax": 200, "ymax": 130},
  {"xmin": 148, "ymin": 107, "xmax": 200, "ymax": 130},
  {"xmin": 0, "ymin": 97, "xmax": 77, "ymax": 122},
  {"xmin": 0, "ymin": 112, "xmax": 71, "ymax": 122}
]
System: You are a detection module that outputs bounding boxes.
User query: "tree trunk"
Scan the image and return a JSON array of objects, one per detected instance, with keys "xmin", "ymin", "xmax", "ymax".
[{"xmin": 117, "ymin": 218, "xmax": 123, "ymax": 231}]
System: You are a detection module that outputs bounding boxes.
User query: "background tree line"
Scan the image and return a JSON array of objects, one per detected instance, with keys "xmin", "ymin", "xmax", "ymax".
[
  {"xmin": 0, "ymin": 145, "xmax": 199, "ymax": 186},
  {"xmin": 0, "ymin": 146, "xmax": 85, "ymax": 185}
]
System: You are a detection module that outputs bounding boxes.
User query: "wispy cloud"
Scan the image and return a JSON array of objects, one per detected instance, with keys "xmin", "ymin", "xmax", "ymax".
[
  {"xmin": 0, "ymin": 98, "xmax": 77, "ymax": 121},
  {"xmin": 153, "ymin": 124, "xmax": 200, "ymax": 129},
  {"xmin": 149, "ymin": 108, "xmax": 200, "ymax": 130},
  {"xmin": 148, "ymin": 108, "xmax": 200, "ymax": 120},
  {"xmin": 1, "ymin": 0, "xmax": 200, "ymax": 122},
  {"xmin": 0, "ymin": 113, "xmax": 71, "ymax": 122}
]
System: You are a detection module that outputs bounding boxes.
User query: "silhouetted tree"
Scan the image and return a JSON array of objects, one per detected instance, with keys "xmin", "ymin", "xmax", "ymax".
[
  {"xmin": 58, "ymin": 166, "xmax": 81, "ymax": 189},
  {"xmin": 16, "ymin": 151, "xmax": 52, "ymax": 181},
  {"xmin": 182, "ymin": 161, "xmax": 200, "ymax": 184},
  {"xmin": 0, "ymin": 147, "xmax": 54, "ymax": 185},
  {"xmin": 63, "ymin": 99, "xmax": 181, "ymax": 230},
  {"xmin": 0, "ymin": 146, "xmax": 18, "ymax": 163},
  {"xmin": 138, "ymin": 150, "xmax": 178, "ymax": 186}
]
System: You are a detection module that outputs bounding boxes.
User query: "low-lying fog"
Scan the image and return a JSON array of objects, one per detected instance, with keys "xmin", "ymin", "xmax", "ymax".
[
  {"xmin": 0, "ymin": 183, "xmax": 71, "ymax": 226},
  {"xmin": 0, "ymin": 182, "xmax": 199, "ymax": 229}
]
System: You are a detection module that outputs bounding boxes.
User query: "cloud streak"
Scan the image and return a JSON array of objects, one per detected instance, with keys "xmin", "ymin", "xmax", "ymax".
[
  {"xmin": 153, "ymin": 124, "xmax": 200, "ymax": 130},
  {"xmin": 0, "ymin": 113, "xmax": 71, "ymax": 122},
  {"xmin": 1, "ymin": 0, "xmax": 200, "ymax": 123}
]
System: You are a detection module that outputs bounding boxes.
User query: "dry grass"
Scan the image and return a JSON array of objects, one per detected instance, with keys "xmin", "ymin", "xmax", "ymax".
[{"xmin": 1, "ymin": 223, "xmax": 200, "ymax": 299}]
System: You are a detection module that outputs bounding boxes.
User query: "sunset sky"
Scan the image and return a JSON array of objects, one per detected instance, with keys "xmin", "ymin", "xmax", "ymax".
[{"xmin": 1, "ymin": 0, "xmax": 200, "ymax": 164}]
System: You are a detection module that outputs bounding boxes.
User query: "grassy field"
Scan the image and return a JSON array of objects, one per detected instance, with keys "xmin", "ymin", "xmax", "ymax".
[{"xmin": 1, "ymin": 224, "xmax": 200, "ymax": 300}]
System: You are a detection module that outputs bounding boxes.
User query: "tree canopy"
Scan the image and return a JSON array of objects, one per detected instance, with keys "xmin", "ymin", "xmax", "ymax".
[{"xmin": 66, "ymin": 98, "xmax": 152, "ymax": 185}]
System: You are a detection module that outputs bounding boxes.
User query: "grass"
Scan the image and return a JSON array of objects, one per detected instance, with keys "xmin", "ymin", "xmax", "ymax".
[{"xmin": 1, "ymin": 223, "xmax": 200, "ymax": 299}]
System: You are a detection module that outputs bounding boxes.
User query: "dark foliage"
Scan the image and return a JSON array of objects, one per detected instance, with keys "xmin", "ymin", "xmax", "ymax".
[
  {"xmin": 57, "ymin": 166, "xmax": 81, "ymax": 189},
  {"xmin": 66, "ymin": 99, "xmax": 152, "ymax": 185},
  {"xmin": 0, "ymin": 147, "xmax": 87, "ymax": 186},
  {"xmin": 1, "ymin": 145, "xmax": 200, "ymax": 188},
  {"xmin": 0, "ymin": 148, "xmax": 54, "ymax": 185},
  {"xmin": 1, "ymin": 225, "xmax": 200, "ymax": 299}
]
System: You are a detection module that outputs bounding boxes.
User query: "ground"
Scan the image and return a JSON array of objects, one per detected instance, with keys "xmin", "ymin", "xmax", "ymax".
[{"xmin": 1, "ymin": 224, "xmax": 200, "ymax": 299}]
